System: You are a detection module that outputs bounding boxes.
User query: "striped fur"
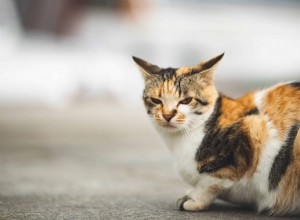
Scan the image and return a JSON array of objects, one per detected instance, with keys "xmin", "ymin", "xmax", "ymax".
[{"xmin": 133, "ymin": 54, "xmax": 300, "ymax": 216}]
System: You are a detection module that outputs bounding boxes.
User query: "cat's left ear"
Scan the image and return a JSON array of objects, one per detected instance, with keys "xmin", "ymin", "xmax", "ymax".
[
  {"xmin": 190, "ymin": 53, "xmax": 224, "ymax": 85},
  {"xmin": 132, "ymin": 56, "xmax": 162, "ymax": 82},
  {"xmin": 198, "ymin": 52, "xmax": 224, "ymax": 76}
]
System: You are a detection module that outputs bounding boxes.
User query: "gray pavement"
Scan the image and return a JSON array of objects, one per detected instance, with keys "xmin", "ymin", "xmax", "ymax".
[{"xmin": 0, "ymin": 103, "xmax": 298, "ymax": 219}]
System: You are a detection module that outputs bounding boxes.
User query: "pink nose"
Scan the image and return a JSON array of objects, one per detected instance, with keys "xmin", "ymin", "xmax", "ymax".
[{"xmin": 162, "ymin": 110, "xmax": 177, "ymax": 122}]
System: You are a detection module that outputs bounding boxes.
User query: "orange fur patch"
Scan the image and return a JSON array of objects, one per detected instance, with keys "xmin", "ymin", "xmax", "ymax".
[
  {"xmin": 261, "ymin": 85, "xmax": 300, "ymax": 140},
  {"xmin": 218, "ymin": 93, "xmax": 256, "ymax": 128},
  {"xmin": 242, "ymin": 116, "xmax": 269, "ymax": 177}
]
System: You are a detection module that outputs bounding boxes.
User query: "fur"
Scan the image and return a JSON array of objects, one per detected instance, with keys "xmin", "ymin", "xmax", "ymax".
[{"xmin": 133, "ymin": 53, "xmax": 300, "ymax": 216}]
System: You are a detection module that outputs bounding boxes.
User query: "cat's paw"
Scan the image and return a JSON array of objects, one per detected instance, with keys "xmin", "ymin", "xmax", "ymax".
[
  {"xmin": 176, "ymin": 195, "xmax": 207, "ymax": 212},
  {"xmin": 176, "ymin": 195, "xmax": 191, "ymax": 211}
]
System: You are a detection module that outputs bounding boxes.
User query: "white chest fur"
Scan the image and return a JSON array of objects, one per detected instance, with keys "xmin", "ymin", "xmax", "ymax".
[
  {"xmin": 162, "ymin": 128, "xmax": 205, "ymax": 186},
  {"xmin": 155, "ymin": 106, "xmax": 214, "ymax": 186}
]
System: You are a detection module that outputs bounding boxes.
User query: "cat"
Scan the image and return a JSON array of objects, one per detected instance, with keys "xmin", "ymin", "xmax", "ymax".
[{"xmin": 133, "ymin": 53, "xmax": 300, "ymax": 216}]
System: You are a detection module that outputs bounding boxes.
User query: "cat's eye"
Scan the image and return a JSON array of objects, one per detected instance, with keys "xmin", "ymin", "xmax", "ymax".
[
  {"xmin": 179, "ymin": 97, "xmax": 193, "ymax": 105},
  {"xmin": 150, "ymin": 97, "xmax": 162, "ymax": 105}
]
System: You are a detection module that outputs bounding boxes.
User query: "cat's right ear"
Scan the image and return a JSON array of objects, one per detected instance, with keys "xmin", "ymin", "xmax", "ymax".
[{"xmin": 132, "ymin": 56, "xmax": 161, "ymax": 82}]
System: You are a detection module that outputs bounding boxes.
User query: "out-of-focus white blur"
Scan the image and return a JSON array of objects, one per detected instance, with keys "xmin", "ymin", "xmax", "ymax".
[{"xmin": 0, "ymin": 0, "xmax": 300, "ymax": 105}]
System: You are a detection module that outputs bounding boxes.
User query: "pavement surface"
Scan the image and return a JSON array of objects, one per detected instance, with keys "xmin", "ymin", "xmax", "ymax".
[{"xmin": 0, "ymin": 103, "xmax": 299, "ymax": 219}]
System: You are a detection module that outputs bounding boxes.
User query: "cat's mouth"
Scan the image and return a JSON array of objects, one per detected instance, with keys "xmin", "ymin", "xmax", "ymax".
[{"xmin": 161, "ymin": 123, "xmax": 177, "ymax": 129}]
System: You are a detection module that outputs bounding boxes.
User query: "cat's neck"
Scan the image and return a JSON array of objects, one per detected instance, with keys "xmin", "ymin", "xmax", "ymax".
[{"xmin": 158, "ymin": 126, "xmax": 205, "ymax": 154}]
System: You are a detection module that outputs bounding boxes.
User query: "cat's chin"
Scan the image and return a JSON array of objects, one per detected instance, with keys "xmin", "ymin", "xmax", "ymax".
[{"xmin": 156, "ymin": 124, "xmax": 181, "ymax": 133}]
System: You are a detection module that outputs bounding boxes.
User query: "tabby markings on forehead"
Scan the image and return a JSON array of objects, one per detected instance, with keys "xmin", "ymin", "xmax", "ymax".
[{"xmin": 174, "ymin": 69, "xmax": 202, "ymax": 95}]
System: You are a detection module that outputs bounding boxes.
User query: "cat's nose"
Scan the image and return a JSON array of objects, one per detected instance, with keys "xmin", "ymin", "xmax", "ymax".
[{"xmin": 162, "ymin": 110, "xmax": 177, "ymax": 122}]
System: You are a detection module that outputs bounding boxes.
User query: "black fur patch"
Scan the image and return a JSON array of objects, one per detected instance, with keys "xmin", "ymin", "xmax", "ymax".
[
  {"xmin": 289, "ymin": 82, "xmax": 300, "ymax": 89},
  {"xmin": 194, "ymin": 111, "xmax": 203, "ymax": 115},
  {"xmin": 205, "ymin": 95, "xmax": 222, "ymax": 130},
  {"xmin": 244, "ymin": 108, "xmax": 259, "ymax": 116},
  {"xmin": 268, "ymin": 123, "xmax": 300, "ymax": 191},
  {"xmin": 195, "ymin": 95, "xmax": 253, "ymax": 174},
  {"xmin": 160, "ymin": 68, "xmax": 177, "ymax": 81}
]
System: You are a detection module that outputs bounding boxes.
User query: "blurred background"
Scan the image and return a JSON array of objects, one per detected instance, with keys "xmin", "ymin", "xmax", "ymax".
[{"xmin": 0, "ymin": 0, "xmax": 300, "ymax": 218}]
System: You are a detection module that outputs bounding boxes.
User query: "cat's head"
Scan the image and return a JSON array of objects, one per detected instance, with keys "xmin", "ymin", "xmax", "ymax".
[{"xmin": 133, "ymin": 53, "xmax": 224, "ymax": 133}]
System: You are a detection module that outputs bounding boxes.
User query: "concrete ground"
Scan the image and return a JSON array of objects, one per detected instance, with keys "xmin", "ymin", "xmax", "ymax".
[{"xmin": 0, "ymin": 103, "xmax": 298, "ymax": 219}]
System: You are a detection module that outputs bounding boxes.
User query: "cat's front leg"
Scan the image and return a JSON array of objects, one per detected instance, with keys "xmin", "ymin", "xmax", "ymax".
[{"xmin": 176, "ymin": 185, "xmax": 220, "ymax": 212}]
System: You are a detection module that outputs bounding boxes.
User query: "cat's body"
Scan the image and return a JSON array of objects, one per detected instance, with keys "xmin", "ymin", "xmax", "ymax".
[{"xmin": 133, "ymin": 53, "xmax": 300, "ymax": 215}]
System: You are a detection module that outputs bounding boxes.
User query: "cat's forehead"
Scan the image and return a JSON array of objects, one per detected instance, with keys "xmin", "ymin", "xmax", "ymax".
[
  {"xmin": 145, "ymin": 66, "xmax": 199, "ymax": 81},
  {"xmin": 144, "ymin": 66, "xmax": 204, "ymax": 97},
  {"xmin": 144, "ymin": 78, "xmax": 180, "ymax": 98}
]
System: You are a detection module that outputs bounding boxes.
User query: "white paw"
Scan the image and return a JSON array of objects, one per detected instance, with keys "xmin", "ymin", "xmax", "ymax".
[{"xmin": 176, "ymin": 195, "xmax": 207, "ymax": 212}]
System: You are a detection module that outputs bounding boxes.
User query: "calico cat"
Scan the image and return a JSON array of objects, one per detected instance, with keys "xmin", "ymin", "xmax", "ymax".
[{"xmin": 133, "ymin": 53, "xmax": 300, "ymax": 216}]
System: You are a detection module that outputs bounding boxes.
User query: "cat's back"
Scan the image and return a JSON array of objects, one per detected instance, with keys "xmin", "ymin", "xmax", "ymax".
[
  {"xmin": 227, "ymin": 82, "xmax": 300, "ymax": 214},
  {"xmin": 254, "ymin": 82, "xmax": 300, "ymax": 136}
]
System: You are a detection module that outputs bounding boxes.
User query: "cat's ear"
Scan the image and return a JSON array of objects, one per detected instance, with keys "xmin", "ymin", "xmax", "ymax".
[
  {"xmin": 132, "ymin": 56, "xmax": 162, "ymax": 82},
  {"xmin": 198, "ymin": 52, "xmax": 224, "ymax": 75},
  {"xmin": 191, "ymin": 53, "xmax": 224, "ymax": 84}
]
